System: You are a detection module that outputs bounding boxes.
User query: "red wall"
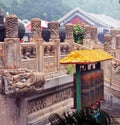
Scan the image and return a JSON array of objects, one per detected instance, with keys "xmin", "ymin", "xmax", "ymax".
[{"xmin": 69, "ymin": 17, "xmax": 88, "ymax": 25}]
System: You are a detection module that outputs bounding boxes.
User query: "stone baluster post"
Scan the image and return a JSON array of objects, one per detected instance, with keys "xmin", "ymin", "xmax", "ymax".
[
  {"xmin": 4, "ymin": 14, "xmax": 20, "ymax": 69},
  {"xmin": 103, "ymin": 34, "xmax": 113, "ymax": 84},
  {"xmin": 49, "ymin": 21, "xmax": 60, "ymax": 71},
  {"xmin": 111, "ymin": 29, "xmax": 116, "ymax": 49},
  {"xmin": 116, "ymin": 35, "xmax": 120, "ymax": 59},
  {"xmin": 83, "ymin": 25, "xmax": 91, "ymax": 48},
  {"xmin": 111, "ymin": 29, "xmax": 120, "ymax": 49},
  {"xmin": 65, "ymin": 23, "xmax": 74, "ymax": 50},
  {"xmin": 31, "ymin": 18, "xmax": 41, "ymax": 41},
  {"xmin": 49, "ymin": 21, "xmax": 59, "ymax": 40},
  {"xmin": 104, "ymin": 34, "xmax": 112, "ymax": 52},
  {"xmin": 65, "ymin": 23, "xmax": 73, "ymax": 39},
  {"xmin": 84, "ymin": 25, "xmax": 91, "ymax": 39},
  {"xmin": 31, "ymin": 18, "xmax": 42, "ymax": 72},
  {"xmin": 0, "ymin": 14, "xmax": 20, "ymax": 125},
  {"xmin": 91, "ymin": 26, "xmax": 97, "ymax": 43},
  {"xmin": 116, "ymin": 35, "xmax": 120, "ymax": 50}
]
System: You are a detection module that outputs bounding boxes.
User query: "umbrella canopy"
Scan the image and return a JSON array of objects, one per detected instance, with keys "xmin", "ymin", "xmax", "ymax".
[{"xmin": 60, "ymin": 49, "xmax": 113, "ymax": 64}]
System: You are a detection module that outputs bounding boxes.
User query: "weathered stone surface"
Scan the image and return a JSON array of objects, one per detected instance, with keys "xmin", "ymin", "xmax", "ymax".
[
  {"xmin": 91, "ymin": 26, "xmax": 97, "ymax": 39},
  {"xmin": 31, "ymin": 18, "xmax": 41, "ymax": 39},
  {"xmin": 65, "ymin": 23, "xmax": 73, "ymax": 39},
  {"xmin": 0, "ymin": 43, "xmax": 5, "ymax": 68},
  {"xmin": 116, "ymin": 35, "xmax": 120, "ymax": 49},
  {"xmin": 4, "ymin": 38, "xmax": 20, "ymax": 69},
  {"xmin": 0, "ymin": 13, "xmax": 120, "ymax": 125},
  {"xmin": 104, "ymin": 34, "xmax": 112, "ymax": 51},
  {"xmin": 0, "ymin": 95, "xmax": 18, "ymax": 125},
  {"xmin": 49, "ymin": 21, "xmax": 59, "ymax": 39},
  {"xmin": 2, "ymin": 69, "xmax": 45, "ymax": 96},
  {"xmin": 6, "ymin": 14, "xmax": 18, "ymax": 38},
  {"xmin": 84, "ymin": 25, "xmax": 91, "ymax": 39}
]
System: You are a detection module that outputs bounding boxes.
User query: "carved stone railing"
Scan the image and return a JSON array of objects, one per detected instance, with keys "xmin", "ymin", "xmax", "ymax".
[
  {"xmin": 1, "ymin": 13, "xmax": 120, "ymax": 125},
  {"xmin": 94, "ymin": 41, "xmax": 104, "ymax": 49},
  {"xmin": 116, "ymin": 35, "xmax": 120, "ymax": 49},
  {"xmin": 83, "ymin": 25, "xmax": 104, "ymax": 50},
  {"xmin": 84, "ymin": 25, "xmax": 91, "ymax": 39},
  {"xmin": 31, "ymin": 18, "xmax": 41, "ymax": 40},
  {"xmin": 20, "ymin": 43, "xmax": 37, "ymax": 71},
  {"xmin": 60, "ymin": 42, "xmax": 71, "ymax": 72},
  {"xmin": 103, "ymin": 30, "xmax": 120, "ymax": 59},
  {"xmin": 5, "ymin": 14, "xmax": 18, "ymax": 38},
  {"xmin": 42, "ymin": 42, "xmax": 58, "ymax": 74},
  {"xmin": 112, "ymin": 58, "xmax": 120, "ymax": 70},
  {"xmin": 111, "ymin": 29, "xmax": 120, "ymax": 49},
  {"xmin": 60, "ymin": 42, "xmax": 71, "ymax": 55},
  {"xmin": 103, "ymin": 31, "xmax": 120, "ymax": 88},
  {"xmin": 21, "ymin": 43, "xmax": 37, "ymax": 59},
  {"xmin": 73, "ymin": 42, "xmax": 89, "ymax": 50},
  {"xmin": 0, "ymin": 43, "xmax": 5, "ymax": 68},
  {"xmin": 2, "ymin": 14, "xmax": 120, "ymax": 94}
]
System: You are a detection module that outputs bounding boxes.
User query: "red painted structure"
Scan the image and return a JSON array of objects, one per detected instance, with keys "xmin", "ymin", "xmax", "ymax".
[{"xmin": 69, "ymin": 16, "xmax": 87, "ymax": 25}]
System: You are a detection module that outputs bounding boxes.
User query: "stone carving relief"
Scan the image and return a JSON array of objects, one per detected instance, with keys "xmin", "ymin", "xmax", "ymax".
[
  {"xmin": 116, "ymin": 35, "xmax": 120, "ymax": 49},
  {"xmin": 111, "ymin": 29, "xmax": 120, "ymax": 37},
  {"xmin": 31, "ymin": 18, "xmax": 41, "ymax": 39},
  {"xmin": 21, "ymin": 46, "xmax": 36, "ymax": 59},
  {"xmin": 84, "ymin": 25, "xmax": 91, "ymax": 39},
  {"xmin": 65, "ymin": 24, "xmax": 73, "ymax": 39},
  {"xmin": 44, "ymin": 44, "xmax": 56, "ymax": 56},
  {"xmin": 2, "ymin": 69, "xmax": 45, "ymax": 96},
  {"xmin": 6, "ymin": 14, "xmax": 18, "ymax": 38},
  {"xmin": 4, "ymin": 39, "xmax": 20, "ymax": 69},
  {"xmin": 104, "ymin": 34, "xmax": 112, "ymax": 51},
  {"xmin": 27, "ymin": 88, "xmax": 73, "ymax": 115},
  {"xmin": 20, "ymin": 43, "xmax": 37, "ymax": 71},
  {"xmin": 52, "ymin": 88, "xmax": 73, "ymax": 103},
  {"xmin": 60, "ymin": 43, "xmax": 70, "ymax": 55},
  {"xmin": 91, "ymin": 26, "xmax": 97, "ymax": 39},
  {"xmin": 43, "ymin": 43, "xmax": 57, "ymax": 73},
  {"xmin": 21, "ymin": 60, "xmax": 37, "ymax": 71},
  {"xmin": 73, "ymin": 42, "xmax": 89, "ymax": 50},
  {"xmin": 44, "ymin": 57, "xmax": 57, "ymax": 73},
  {"xmin": 0, "ymin": 43, "xmax": 5, "ymax": 68},
  {"xmin": 112, "ymin": 59, "xmax": 120, "ymax": 70},
  {"xmin": 49, "ymin": 21, "xmax": 59, "ymax": 39}
]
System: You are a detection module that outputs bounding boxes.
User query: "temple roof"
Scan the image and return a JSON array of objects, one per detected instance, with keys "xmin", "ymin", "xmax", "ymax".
[{"xmin": 58, "ymin": 7, "xmax": 120, "ymax": 28}]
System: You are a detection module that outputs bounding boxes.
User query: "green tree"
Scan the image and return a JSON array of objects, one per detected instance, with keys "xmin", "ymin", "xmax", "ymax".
[
  {"xmin": 73, "ymin": 25, "xmax": 85, "ymax": 44},
  {"xmin": 0, "ymin": 0, "xmax": 120, "ymax": 21}
]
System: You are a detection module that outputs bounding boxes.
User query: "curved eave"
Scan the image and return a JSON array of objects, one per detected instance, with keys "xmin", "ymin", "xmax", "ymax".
[
  {"xmin": 60, "ymin": 49, "xmax": 113, "ymax": 65},
  {"xmin": 60, "ymin": 58, "xmax": 113, "ymax": 65}
]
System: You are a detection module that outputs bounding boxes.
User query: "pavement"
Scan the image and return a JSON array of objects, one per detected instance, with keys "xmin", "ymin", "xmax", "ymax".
[{"xmin": 101, "ymin": 81, "xmax": 120, "ymax": 124}]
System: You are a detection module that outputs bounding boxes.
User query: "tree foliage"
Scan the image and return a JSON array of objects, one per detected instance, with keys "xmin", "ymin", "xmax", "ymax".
[
  {"xmin": 0, "ymin": 0, "xmax": 120, "ymax": 21},
  {"xmin": 73, "ymin": 25, "xmax": 85, "ymax": 44},
  {"xmin": 0, "ymin": 0, "xmax": 71, "ymax": 21}
]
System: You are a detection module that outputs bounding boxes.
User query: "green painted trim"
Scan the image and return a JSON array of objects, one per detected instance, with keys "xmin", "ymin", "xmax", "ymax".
[{"xmin": 76, "ymin": 64, "xmax": 81, "ymax": 111}]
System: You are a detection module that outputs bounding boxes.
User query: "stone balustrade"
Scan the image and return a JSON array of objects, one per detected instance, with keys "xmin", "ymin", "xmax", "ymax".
[
  {"xmin": 0, "ymin": 14, "xmax": 120, "ymax": 80},
  {"xmin": 0, "ymin": 13, "xmax": 120, "ymax": 125}
]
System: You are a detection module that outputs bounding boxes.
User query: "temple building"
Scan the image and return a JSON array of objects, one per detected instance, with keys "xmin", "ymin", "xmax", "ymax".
[{"xmin": 58, "ymin": 7, "xmax": 120, "ymax": 42}]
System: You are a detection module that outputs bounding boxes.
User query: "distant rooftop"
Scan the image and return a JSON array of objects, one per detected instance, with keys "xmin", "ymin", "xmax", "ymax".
[{"xmin": 58, "ymin": 7, "xmax": 120, "ymax": 28}]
